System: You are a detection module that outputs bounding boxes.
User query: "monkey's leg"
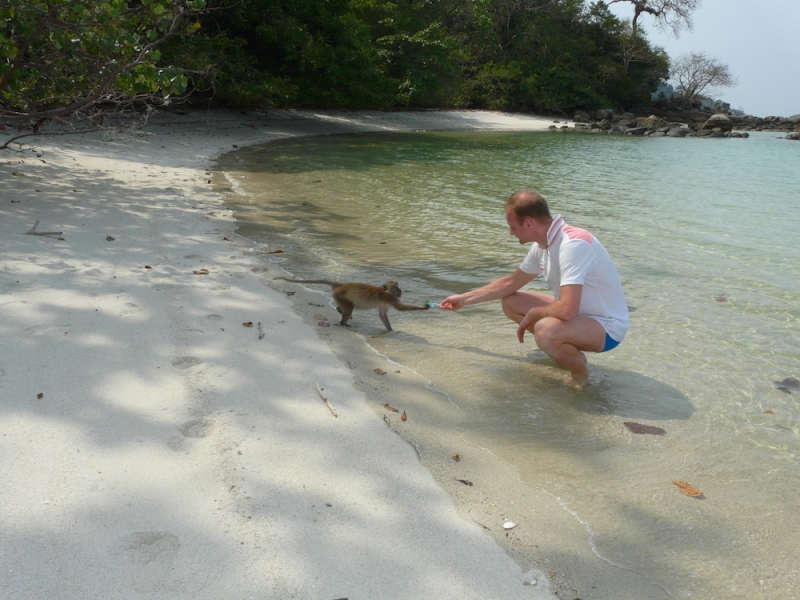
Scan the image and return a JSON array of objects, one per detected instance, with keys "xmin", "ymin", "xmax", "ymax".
[
  {"xmin": 378, "ymin": 307, "xmax": 393, "ymax": 331},
  {"xmin": 337, "ymin": 300, "xmax": 354, "ymax": 326}
]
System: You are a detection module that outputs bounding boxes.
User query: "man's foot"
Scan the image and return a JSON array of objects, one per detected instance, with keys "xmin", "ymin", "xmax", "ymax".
[{"xmin": 566, "ymin": 372, "xmax": 589, "ymax": 390}]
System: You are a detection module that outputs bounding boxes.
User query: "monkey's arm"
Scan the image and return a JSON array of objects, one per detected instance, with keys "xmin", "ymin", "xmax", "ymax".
[
  {"xmin": 440, "ymin": 268, "xmax": 535, "ymax": 310},
  {"xmin": 391, "ymin": 301, "xmax": 431, "ymax": 312}
]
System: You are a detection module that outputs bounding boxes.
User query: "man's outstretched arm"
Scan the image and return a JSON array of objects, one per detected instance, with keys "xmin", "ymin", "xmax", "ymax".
[{"xmin": 440, "ymin": 269, "xmax": 537, "ymax": 310}]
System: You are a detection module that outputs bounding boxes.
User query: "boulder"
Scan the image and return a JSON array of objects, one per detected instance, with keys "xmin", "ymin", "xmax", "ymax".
[
  {"xmin": 573, "ymin": 110, "xmax": 592, "ymax": 123},
  {"xmin": 696, "ymin": 130, "xmax": 725, "ymax": 138},
  {"xmin": 608, "ymin": 125, "xmax": 629, "ymax": 135},
  {"xmin": 786, "ymin": 132, "xmax": 800, "ymax": 140},
  {"xmin": 667, "ymin": 128, "xmax": 692, "ymax": 137},
  {"xmin": 624, "ymin": 127, "xmax": 650, "ymax": 135},
  {"xmin": 596, "ymin": 108, "xmax": 614, "ymax": 120},
  {"xmin": 637, "ymin": 115, "xmax": 668, "ymax": 130},
  {"xmin": 701, "ymin": 114, "xmax": 733, "ymax": 133}
]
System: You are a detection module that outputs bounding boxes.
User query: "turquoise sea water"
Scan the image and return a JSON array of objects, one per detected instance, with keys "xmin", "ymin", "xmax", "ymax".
[{"xmin": 219, "ymin": 130, "xmax": 800, "ymax": 598}]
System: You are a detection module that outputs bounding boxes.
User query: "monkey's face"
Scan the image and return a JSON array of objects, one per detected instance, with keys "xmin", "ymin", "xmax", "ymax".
[{"xmin": 382, "ymin": 280, "xmax": 402, "ymax": 298}]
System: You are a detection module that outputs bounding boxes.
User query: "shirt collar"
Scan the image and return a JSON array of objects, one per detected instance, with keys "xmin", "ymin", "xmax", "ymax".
[{"xmin": 545, "ymin": 214, "xmax": 564, "ymax": 248}]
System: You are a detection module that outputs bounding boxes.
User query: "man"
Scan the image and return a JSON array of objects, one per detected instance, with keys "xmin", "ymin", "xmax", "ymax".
[{"xmin": 440, "ymin": 190, "xmax": 629, "ymax": 386}]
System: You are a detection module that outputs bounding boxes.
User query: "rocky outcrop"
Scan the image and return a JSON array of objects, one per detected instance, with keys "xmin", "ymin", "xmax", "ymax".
[
  {"xmin": 573, "ymin": 110, "xmax": 592, "ymax": 123},
  {"xmin": 562, "ymin": 107, "xmax": 800, "ymax": 138},
  {"xmin": 700, "ymin": 113, "xmax": 733, "ymax": 132}
]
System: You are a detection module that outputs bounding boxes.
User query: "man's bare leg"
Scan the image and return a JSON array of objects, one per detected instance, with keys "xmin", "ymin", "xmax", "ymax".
[{"xmin": 502, "ymin": 292, "xmax": 605, "ymax": 385}]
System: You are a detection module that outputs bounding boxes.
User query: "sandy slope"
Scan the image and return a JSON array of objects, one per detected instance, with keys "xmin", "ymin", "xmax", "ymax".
[{"xmin": 1, "ymin": 109, "xmax": 564, "ymax": 599}]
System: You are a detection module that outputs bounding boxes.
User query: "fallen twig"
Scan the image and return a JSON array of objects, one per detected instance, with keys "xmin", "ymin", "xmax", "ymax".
[
  {"xmin": 257, "ymin": 322, "xmax": 265, "ymax": 339},
  {"xmin": 473, "ymin": 519, "xmax": 491, "ymax": 531},
  {"xmin": 315, "ymin": 383, "xmax": 338, "ymax": 418},
  {"xmin": 23, "ymin": 220, "xmax": 62, "ymax": 236}
]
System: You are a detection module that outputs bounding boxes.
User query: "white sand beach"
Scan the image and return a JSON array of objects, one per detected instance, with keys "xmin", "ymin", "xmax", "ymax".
[{"xmin": 1, "ymin": 109, "xmax": 665, "ymax": 599}]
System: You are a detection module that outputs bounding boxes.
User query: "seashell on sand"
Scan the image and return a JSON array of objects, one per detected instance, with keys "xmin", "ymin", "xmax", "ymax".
[{"xmin": 503, "ymin": 521, "xmax": 517, "ymax": 530}]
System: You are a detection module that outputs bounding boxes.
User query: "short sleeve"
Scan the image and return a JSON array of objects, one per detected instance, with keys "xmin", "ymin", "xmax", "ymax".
[
  {"xmin": 519, "ymin": 244, "xmax": 543, "ymax": 275},
  {"xmin": 559, "ymin": 239, "xmax": 596, "ymax": 285}
]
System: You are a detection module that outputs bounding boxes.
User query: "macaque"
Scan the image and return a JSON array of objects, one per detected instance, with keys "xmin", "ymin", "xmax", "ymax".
[{"xmin": 275, "ymin": 277, "xmax": 429, "ymax": 331}]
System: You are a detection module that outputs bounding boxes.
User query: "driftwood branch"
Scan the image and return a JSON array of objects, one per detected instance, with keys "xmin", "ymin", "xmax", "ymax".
[
  {"xmin": 1, "ymin": 128, "xmax": 99, "ymax": 150},
  {"xmin": 314, "ymin": 383, "xmax": 338, "ymax": 418},
  {"xmin": 24, "ymin": 220, "xmax": 62, "ymax": 236}
]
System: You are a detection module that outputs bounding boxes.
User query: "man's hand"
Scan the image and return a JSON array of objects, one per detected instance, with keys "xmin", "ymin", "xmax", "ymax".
[
  {"xmin": 439, "ymin": 295, "xmax": 464, "ymax": 310},
  {"xmin": 517, "ymin": 310, "xmax": 537, "ymax": 343}
]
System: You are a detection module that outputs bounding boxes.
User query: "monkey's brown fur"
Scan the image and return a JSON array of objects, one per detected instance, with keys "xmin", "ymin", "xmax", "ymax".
[{"xmin": 275, "ymin": 277, "xmax": 429, "ymax": 331}]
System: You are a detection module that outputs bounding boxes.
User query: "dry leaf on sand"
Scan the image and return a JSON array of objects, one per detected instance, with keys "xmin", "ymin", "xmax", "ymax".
[
  {"xmin": 267, "ymin": 249, "xmax": 285, "ymax": 254},
  {"xmin": 671, "ymin": 479, "xmax": 703, "ymax": 497},
  {"xmin": 193, "ymin": 269, "xmax": 209, "ymax": 275},
  {"xmin": 401, "ymin": 411, "xmax": 407, "ymax": 421},
  {"xmin": 383, "ymin": 403, "xmax": 399, "ymax": 412},
  {"xmin": 456, "ymin": 478, "xmax": 473, "ymax": 486},
  {"xmin": 242, "ymin": 321, "xmax": 253, "ymax": 327},
  {"xmin": 373, "ymin": 368, "xmax": 387, "ymax": 376},
  {"xmin": 624, "ymin": 421, "xmax": 666, "ymax": 435}
]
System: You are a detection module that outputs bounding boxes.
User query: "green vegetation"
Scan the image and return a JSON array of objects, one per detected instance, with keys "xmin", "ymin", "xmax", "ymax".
[
  {"xmin": 1, "ymin": 0, "xmax": 672, "ymax": 120},
  {"xmin": 0, "ymin": 1, "xmax": 206, "ymax": 119}
]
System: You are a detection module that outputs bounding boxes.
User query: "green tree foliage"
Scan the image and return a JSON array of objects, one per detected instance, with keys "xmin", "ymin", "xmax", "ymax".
[
  {"xmin": 181, "ymin": 0, "xmax": 668, "ymax": 112},
  {"xmin": 0, "ymin": 0, "xmax": 206, "ymax": 119},
  {"xmin": 456, "ymin": 1, "xmax": 667, "ymax": 112},
  {"xmin": 2, "ymin": 0, "xmax": 673, "ymax": 119}
]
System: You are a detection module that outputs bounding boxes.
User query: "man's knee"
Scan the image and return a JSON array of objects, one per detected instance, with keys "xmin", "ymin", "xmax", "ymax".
[
  {"xmin": 532, "ymin": 318, "xmax": 558, "ymax": 349},
  {"xmin": 501, "ymin": 294, "xmax": 523, "ymax": 321}
]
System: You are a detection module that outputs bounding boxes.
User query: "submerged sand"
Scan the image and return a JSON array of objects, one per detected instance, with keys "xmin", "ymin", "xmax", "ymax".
[{"xmin": 1, "ymin": 109, "xmax": 664, "ymax": 599}]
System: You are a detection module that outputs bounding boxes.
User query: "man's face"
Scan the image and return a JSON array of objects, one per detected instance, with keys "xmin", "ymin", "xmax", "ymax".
[{"xmin": 506, "ymin": 209, "xmax": 533, "ymax": 244}]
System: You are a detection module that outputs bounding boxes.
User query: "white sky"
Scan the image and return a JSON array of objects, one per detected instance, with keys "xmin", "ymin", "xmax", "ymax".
[{"xmin": 607, "ymin": 0, "xmax": 800, "ymax": 117}]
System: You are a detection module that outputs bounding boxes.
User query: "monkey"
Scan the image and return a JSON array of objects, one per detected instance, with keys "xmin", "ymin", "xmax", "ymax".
[{"xmin": 274, "ymin": 277, "xmax": 429, "ymax": 331}]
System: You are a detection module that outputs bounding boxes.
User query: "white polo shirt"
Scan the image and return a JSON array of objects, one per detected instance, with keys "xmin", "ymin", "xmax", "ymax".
[{"xmin": 519, "ymin": 214, "xmax": 629, "ymax": 342}]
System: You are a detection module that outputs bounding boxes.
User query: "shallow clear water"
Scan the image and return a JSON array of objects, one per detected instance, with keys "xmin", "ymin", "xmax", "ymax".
[{"xmin": 219, "ymin": 130, "xmax": 800, "ymax": 598}]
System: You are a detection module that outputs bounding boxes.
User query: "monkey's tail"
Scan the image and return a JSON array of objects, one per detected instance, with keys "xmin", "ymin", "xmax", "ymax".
[{"xmin": 274, "ymin": 277, "xmax": 339, "ymax": 288}]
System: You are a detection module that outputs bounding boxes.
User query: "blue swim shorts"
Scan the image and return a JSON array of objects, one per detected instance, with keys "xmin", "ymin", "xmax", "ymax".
[{"xmin": 602, "ymin": 332, "xmax": 621, "ymax": 352}]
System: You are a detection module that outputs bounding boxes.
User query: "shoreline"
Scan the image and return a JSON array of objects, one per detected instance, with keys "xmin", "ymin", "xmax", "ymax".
[
  {"xmin": 227, "ymin": 115, "xmax": 672, "ymax": 600},
  {"xmin": 1, "ymin": 108, "xmax": 659, "ymax": 599},
  {"xmin": 1, "ymin": 108, "xmax": 558, "ymax": 599}
]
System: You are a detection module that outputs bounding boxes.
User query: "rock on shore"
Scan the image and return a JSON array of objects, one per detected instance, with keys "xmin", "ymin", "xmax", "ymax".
[{"xmin": 571, "ymin": 107, "xmax": 799, "ymax": 138}]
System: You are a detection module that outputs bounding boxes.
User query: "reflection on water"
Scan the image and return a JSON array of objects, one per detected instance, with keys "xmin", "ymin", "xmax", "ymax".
[{"xmin": 219, "ymin": 130, "xmax": 800, "ymax": 598}]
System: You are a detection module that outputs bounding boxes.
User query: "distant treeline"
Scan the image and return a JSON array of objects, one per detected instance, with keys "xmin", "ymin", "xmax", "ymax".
[{"xmin": 165, "ymin": 0, "xmax": 669, "ymax": 113}]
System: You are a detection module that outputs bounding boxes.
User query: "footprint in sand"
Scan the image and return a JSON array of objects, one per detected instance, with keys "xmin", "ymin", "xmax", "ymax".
[
  {"xmin": 119, "ymin": 302, "xmax": 140, "ymax": 316},
  {"xmin": 116, "ymin": 531, "xmax": 180, "ymax": 592},
  {"xmin": 171, "ymin": 356, "xmax": 202, "ymax": 370},
  {"xmin": 166, "ymin": 435, "xmax": 188, "ymax": 452},
  {"xmin": 178, "ymin": 417, "xmax": 215, "ymax": 439}
]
